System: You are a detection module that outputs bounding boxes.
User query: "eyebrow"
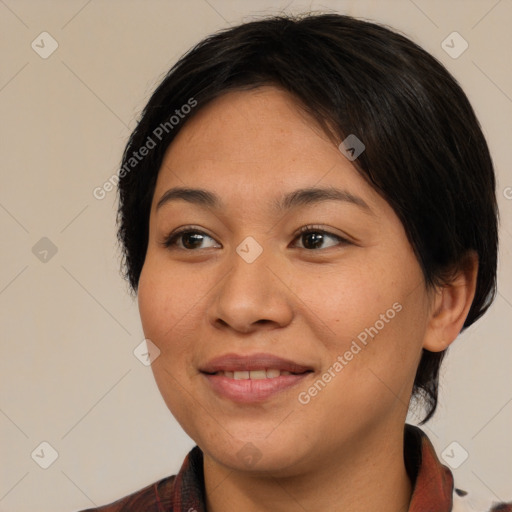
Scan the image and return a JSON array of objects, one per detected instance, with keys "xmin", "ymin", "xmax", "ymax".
[{"xmin": 156, "ymin": 186, "xmax": 373, "ymax": 214}]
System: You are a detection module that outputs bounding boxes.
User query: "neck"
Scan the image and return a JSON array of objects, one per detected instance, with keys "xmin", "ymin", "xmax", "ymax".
[{"xmin": 203, "ymin": 423, "xmax": 412, "ymax": 512}]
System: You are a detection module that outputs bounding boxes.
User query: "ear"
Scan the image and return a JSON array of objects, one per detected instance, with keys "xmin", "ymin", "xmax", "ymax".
[{"xmin": 423, "ymin": 251, "xmax": 479, "ymax": 352}]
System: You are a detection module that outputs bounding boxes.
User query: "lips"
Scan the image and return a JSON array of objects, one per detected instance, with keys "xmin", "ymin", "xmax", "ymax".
[
  {"xmin": 199, "ymin": 352, "xmax": 314, "ymax": 375},
  {"xmin": 199, "ymin": 353, "xmax": 314, "ymax": 403}
]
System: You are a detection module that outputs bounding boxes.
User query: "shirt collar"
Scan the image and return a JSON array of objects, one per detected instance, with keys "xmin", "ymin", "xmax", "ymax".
[{"xmin": 404, "ymin": 424, "xmax": 454, "ymax": 511}]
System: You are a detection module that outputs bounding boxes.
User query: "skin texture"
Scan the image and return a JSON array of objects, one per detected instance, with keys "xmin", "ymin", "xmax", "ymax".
[{"xmin": 137, "ymin": 87, "xmax": 477, "ymax": 512}]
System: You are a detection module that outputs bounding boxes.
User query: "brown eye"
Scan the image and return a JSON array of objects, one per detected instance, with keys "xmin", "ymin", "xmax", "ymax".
[
  {"xmin": 162, "ymin": 229, "xmax": 220, "ymax": 250},
  {"xmin": 293, "ymin": 226, "xmax": 349, "ymax": 250}
]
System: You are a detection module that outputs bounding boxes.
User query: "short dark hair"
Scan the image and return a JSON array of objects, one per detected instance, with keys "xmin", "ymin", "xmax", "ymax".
[{"xmin": 116, "ymin": 13, "xmax": 498, "ymax": 423}]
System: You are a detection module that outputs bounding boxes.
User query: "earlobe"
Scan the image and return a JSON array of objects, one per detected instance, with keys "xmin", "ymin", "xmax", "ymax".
[{"xmin": 423, "ymin": 252, "xmax": 479, "ymax": 353}]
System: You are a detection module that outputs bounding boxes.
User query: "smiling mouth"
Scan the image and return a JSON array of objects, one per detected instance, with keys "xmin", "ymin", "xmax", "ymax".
[
  {"xmin": 201, "ymin": 369, "xmax": 313, "ymax": 403},
  {"xmin": 206, "ymin": 369, "xmax": 312, "ymax": 379}
]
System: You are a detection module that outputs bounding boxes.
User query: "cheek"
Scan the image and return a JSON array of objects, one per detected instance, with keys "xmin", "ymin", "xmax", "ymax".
[
  {"xmin": 138, "ymin": 262, "xmax": 200, "ymax": 423},
  {"xmin": 138, "ymin": 269, "xmax": 169, "ymax": 345},
  {"xmin": 346, "ymin": 290, "xmax": 427, "ymax": 403},
  {"xmin": 293, "ymin": 254, "xmax": 427, "ymax": 386},
  {"xmin": 137, "ymin": 256, "xmax": 210, "ymax": 392},
  {"xmin": 137, "ymin": 257, "xmax": 198, "ymax": 346},
  {"xmin": 288, "ymin": 261, "xmax": 398, "ymax": 347}
]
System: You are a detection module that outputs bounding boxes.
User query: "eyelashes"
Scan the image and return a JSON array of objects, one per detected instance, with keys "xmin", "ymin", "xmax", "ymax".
[
  {"xmin": 162, "ymin": 228, "xmax": 219, "ymax": 250},
  {"xmin": 293, "ymin": 225, "xmax": 350, "ymax": 250},
  {"xmin": 161, "ymin": 224, "xmax": 351, "ymax": 251}
]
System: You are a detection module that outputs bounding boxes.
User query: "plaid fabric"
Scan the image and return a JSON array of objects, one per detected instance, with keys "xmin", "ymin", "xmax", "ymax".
[{"xmin": 78, "ymin": 424, "xmax": 511, "ymax": 511}]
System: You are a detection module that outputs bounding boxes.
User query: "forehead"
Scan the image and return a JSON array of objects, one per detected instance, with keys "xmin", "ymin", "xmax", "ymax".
[
  {"xmin": 165, "ymin": 87, "xmax": 333, "ymax": 166},
  {"xmin": 152, "ymin": 87, "xmax": 388, "ymax": 218}
]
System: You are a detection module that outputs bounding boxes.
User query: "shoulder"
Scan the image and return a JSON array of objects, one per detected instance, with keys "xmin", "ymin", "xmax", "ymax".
[
  {"xmin": 74, "ymin": 444, "xmax": 205, "ymax": 512},
  {"xmin": 75, "ymin": 475, "xmax": 176, "ymax": 512},
  {"xmin": 405, "ymin": 425, "xmax": 511, "ymax": 512},
  {"xmin": 452, "ymin": 487, "xmax": 512, "ymax": 512}
]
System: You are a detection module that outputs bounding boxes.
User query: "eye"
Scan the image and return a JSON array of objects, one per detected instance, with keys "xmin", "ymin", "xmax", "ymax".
[
  {"xmin": 161, "ymin": 227, "xmax": 220, "ymax": 250},
  {"xmin": 161, "ymin": 225, "xmax": 350, "ymax": 251},
  {"xmin": 292, "ymin": 225, "xmax": 350, "ymax": 250}
]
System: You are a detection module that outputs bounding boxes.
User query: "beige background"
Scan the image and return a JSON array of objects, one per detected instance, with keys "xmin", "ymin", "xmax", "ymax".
[{"xmin": 0, "ymin": 0, "xmax": 511, "ymax": 510}]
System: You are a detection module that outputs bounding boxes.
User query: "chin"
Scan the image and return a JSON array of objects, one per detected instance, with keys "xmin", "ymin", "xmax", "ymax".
[{"xmin": 198, "ymin": 433, "xmax": 310, "ymax": 476}]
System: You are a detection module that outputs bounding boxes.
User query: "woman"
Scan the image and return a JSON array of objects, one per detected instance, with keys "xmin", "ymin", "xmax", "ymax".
[{"xmin": 80, "ymin": 13, "xmax": 510, "ymax": 512}]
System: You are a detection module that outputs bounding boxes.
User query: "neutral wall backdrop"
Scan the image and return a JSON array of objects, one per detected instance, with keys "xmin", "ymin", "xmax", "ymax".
[{"xmin": 1, "ymin": 1, "xmax": 511, "ymax": 510}]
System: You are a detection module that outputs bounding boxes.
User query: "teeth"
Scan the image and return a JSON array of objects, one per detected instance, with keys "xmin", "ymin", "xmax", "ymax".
[
  {"xmin": 219, "ymin": 369, "xmax": 294, "ymax": 379},
  {"xmin": 249, "ymin": 370, "xmax": 267, "ymax": 380}
]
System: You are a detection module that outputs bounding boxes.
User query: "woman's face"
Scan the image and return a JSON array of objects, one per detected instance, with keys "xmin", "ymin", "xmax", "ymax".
[{"xmin": 138, "ymin": 86, "xmax": 434, "ymax": 475}]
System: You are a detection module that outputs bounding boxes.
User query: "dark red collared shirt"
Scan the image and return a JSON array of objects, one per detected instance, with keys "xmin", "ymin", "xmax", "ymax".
[{"xmin": 78, "ymin": 425, "xmax": 511, "ymax": 512}]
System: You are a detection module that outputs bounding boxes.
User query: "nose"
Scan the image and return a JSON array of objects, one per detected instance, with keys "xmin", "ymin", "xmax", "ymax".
[{"xmin": 207, "ymin": 245, "xmax": 294, "ymax": 334}]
